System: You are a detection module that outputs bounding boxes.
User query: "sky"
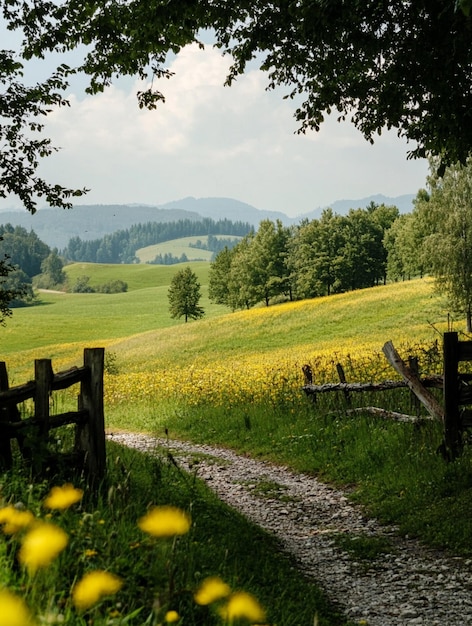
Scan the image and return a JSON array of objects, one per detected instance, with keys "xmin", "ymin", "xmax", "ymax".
[{"xmin": 2, "ymin": 36, "xmax": 430, "ymax": 218}]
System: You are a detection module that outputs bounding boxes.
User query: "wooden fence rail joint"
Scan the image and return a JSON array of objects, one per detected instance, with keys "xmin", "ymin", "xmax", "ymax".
[
  {"xmin": 0, "ymin": 348, "xmax": 106, "ymax": 485},
  {"xmin": 303, "ymin": 334, "xmax": 472, "ymax": 459}
]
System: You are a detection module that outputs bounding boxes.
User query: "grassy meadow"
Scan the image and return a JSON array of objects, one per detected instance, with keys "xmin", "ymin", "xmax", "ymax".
[
  {"xmin": 1, "ymin": 261, "xmax": 472, "ymax": 624},
  {"xmin": 135, "ymin": 235, "xmax": 243, "ymax": 263},
  {"xmin": 136, "ymin": 236, "xmax": 215, "ymax": 263}
]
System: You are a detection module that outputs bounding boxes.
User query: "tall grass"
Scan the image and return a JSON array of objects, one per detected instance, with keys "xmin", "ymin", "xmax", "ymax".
[
  {"xmin": 4, "ymin": 269, "xmax": 472, "ymax": 556},
  {"xmin": 0, "ymin": 441, "xmax": 351, "ymax": 625}
]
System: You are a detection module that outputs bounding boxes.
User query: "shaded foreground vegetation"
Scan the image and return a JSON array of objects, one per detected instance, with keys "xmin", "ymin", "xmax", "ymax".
[
  {"xmin": 0, "ymin": 440, "xmax": 351, "ymax": 625},
  {"xmin": 2, "ymin": 267, "xmax": 472, "ymax": 622}
]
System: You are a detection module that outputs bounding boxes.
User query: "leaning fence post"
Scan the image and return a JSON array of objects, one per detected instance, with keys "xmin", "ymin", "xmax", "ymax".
[
  {"xmin": 77, "ymin": 348, "xmax": 106, "ymax": 485},
  {"xmin": 408, "ymin": 356, "xmax": 421, "ymax": 417},
  {"xmin": 443, "ymin": 331, "xmax": 461, "ymax": 458}
]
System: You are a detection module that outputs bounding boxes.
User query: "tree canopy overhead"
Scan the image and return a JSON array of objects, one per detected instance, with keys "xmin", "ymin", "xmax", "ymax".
[{"xmin": 2, "ymin": 0, "xmax": 472, "ymax": 214}]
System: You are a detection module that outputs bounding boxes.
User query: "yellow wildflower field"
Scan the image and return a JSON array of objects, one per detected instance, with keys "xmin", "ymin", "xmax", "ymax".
[
  {"xmin": 3, "ymin": 278, "xmax": 450, "ymax": 412},
  {"xmin": 103, "ymin": 338, "xmax": 442, "ymax": 409}
]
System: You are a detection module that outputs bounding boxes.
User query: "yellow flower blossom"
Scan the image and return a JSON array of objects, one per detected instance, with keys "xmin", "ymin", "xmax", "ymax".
[
  {"xmin": 84, "ymin": 549, "xmax": 97, "ymax": 557},
  {"xmin": 43, "ymin": 484, "xmax": 83, "ymax": 510},
  {"xmin": 220, "ymin": 592, "xmax": 266, "ymax": 623},
  {"xmin": 165, "ymin": 610, "xmax": 180, "ymax": 623},
  {"xmin": 0, "ymin": 589, "xmax": 35, "ymax": 626},
  {"xmin": 138, "ymin": 506, "xmax": 191, "ymax": 538},
  {"xmin": 18, "ymin": 523, "xmax": 69, "ymax": 572},
  {"xmin": 0, "ymin": 505, "xmax": 35, "ymax": 534},
  {"xmin": 194, "ymin": 577, "xmax": 231, "ymax": 605},
  {"xmin": 72, "ymin": 570, "xmax": 123, "ymax": 611}
]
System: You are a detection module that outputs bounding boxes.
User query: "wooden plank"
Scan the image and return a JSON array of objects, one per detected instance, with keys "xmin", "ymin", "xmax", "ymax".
[
  {"xmin": 77, "ymin": 348, "xmax": 106, "ymax": 485},
  {"xmin": 304, "ymin": 380, "xmax": 408, "ymax": 394},
  {"xmin": 52, "ymin": 366, "xmax": 87, "ymax": 390},
  {"xmin": 0, "ymin": 366, "xmax": 86, "ymax": 403},
  {"xmin": 0, "ymin": 381, "xmax": 36, "ymax": 404},
  {"xmin": 4, "ymin": 409, "xmax": 89, "ymax": 434},
  {"xmin": 382, "ymin": 341, "xmax": 444, "ymax": 422},
  {"xmin": 34, "ymin": 360, "xmax": 53, "ymax": 437},
  {"xmin": 344, "ymin": 406, "xmax": 433, "ymax": 423},
  {"xmin": 336, "ymin": 363, "xmax": 352, "ymax": 407},
  {"xmin": 0, "ymin": 362, "xmax": 13, "ymax": 468},
  {"xmin": 443, "ymin": 332, "xmax": 462, "ymax": 456}
]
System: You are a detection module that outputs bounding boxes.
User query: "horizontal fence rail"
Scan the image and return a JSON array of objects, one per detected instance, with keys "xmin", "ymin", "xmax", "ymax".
[
  {"xmin": 0, "ymin": 348, "xmax": 106, "ymax": 484},
  {"xmin": 303, "ymin": 333, "xmax": 472, "ymax": 460}
]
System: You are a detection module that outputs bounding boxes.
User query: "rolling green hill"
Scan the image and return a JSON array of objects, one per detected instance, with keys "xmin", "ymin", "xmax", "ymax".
[
  {"xmin": 2, "ymin": 267, "xmax": 449, "ymax": 383},
  {"xmin": 6, "ymin": 270, "xmax": 472, "ymax": 560},
  {"xmin": 136, "ymin": 236, "xmax": 215, "ymax": 263},
  {"xmin": 62, "ymin": 260, "xmax": 211, "ymax": 291}
]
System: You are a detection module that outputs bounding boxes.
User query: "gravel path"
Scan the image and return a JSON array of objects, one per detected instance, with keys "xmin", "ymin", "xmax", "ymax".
[{"xmin": 107, "ymin": 431, "xmax": 472, "ymax": 626}]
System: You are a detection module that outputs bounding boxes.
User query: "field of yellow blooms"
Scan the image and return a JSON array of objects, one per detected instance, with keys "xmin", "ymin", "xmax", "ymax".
[
  {"xmin": 103, "ymin": 340, "xmax": 444, "ymax": 410},
  {"xmin": 2, "ymin": 278, "xmax": 450, "ymax": 417},
  {"xmin": 0, "ymin": 484, "xmax": 266, "ymax": 625}
]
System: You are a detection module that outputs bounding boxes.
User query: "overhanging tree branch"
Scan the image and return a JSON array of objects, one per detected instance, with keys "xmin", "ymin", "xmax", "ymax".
[{"xmin": 0, "ymin": 50, "xmax": 87, "ymax": 213}]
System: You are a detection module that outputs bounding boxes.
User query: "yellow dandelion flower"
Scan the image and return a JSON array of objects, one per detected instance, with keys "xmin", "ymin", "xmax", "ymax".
[
  {"xmin": 72, "ymin": 570, "xmax": 123, "ymax": 611},
  {"xmin": 194, "ymin": 577, "xmax": 231, "ymax": 605},
  {"xmin": 18, "ymin": 523, "xmax": 69, "ymax": 573},
  {"xmin": 84, "ymin": 549, "xmax": 97, "ymax": 557},
  {"xmin": 137, "ymin": 506, "xmax": 191, "ymax": 538},
  {"xmin": 0, "ymin": 589, "xmax": 35, "ymax": 626},
  {"xmin": 43, "ymin": 484, "xmax": 83, "ymax": 510},
  {"xmin": 221, "ymin": 592, "xmax": 266, "ymax": 623},
  {"xmin": 165, "ymin": 610, "xmax": 180, "ymax": 623},
  {"xmin": 0, "ymin": 505, "xmax": 35, "ymax": 534}
]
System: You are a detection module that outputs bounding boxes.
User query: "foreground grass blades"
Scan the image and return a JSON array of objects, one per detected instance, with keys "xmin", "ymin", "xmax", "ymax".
[{"xmin": 0, "ymin": 444, "xmax": 352, "ymax": 625}]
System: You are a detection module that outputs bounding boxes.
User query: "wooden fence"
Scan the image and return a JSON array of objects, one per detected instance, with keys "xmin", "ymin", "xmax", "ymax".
[
  {"xmin": 0, "ymin": 348, "xmax": 106, "ymax": 483},
  {"xmin": 442, "ymin": 331, "xmax": 472, "ymax": 457},
  {"xmin": 303, "ymin": 332, "xmax": 472, "ymax": 459}
]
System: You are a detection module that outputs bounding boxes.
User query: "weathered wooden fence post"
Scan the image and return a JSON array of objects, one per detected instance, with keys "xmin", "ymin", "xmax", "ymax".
[
  {"xmin": 35, "ymin": 359, "xmax": 53, "ymax": 438},
  {"xmin": 443, "ymin": 331, "xmax": 461, "ymax": 458},
  {"xmin": 77, "ymin": 348, "xmax": 106, "ymax": 484},
  {"xmin": 336, "ymin": 363, "xmax": 352, "ymax": 408},
  {"xmin": 0, "ymin": 362, "xmax": 13, "ymax": 468}
]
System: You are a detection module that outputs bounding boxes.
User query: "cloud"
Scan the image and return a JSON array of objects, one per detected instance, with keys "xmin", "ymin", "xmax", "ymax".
[{"xmin": 30, "ymin": 43, "xmax": 428, "ymax": 215}]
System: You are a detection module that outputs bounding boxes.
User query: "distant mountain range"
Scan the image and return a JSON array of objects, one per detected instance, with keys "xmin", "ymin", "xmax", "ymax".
[{"xmin": 0, "ymin": 194, "xmax": 415, "ymax": 249}]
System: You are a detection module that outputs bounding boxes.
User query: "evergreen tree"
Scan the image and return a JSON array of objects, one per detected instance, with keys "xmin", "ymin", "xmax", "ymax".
[{"xmin": 168, "ymin": 267, "xmax": 204, "ymax": 323}]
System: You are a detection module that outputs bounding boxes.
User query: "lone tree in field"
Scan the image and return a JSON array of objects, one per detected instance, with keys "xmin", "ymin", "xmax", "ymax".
[
  {"xmin": 5, "ymin": 0, "xmax": 472, "ymax": 321},
  {"xmin": 168, "ymin": 267, "xmax": 204, "ymax": 323}
]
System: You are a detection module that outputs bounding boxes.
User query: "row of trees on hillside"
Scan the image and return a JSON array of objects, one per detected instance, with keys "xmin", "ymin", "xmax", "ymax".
[
  {"xmin": 207, "ymin": 162, "xmax": 472, "ymax": 332},
  {"xmin": 0, "ymin": 225, "xmax": 64, "ymax": 313},
  {"xmin": 385, "ymin": 157, "xmax": 472, "ymax": 332},
  {"xmin": 209, "ymin": 203, "xmax": 399, "ymax": 310},
  {"xmin": 63, "ymin": 219, "xmax": 252, "ymax": 264}
]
